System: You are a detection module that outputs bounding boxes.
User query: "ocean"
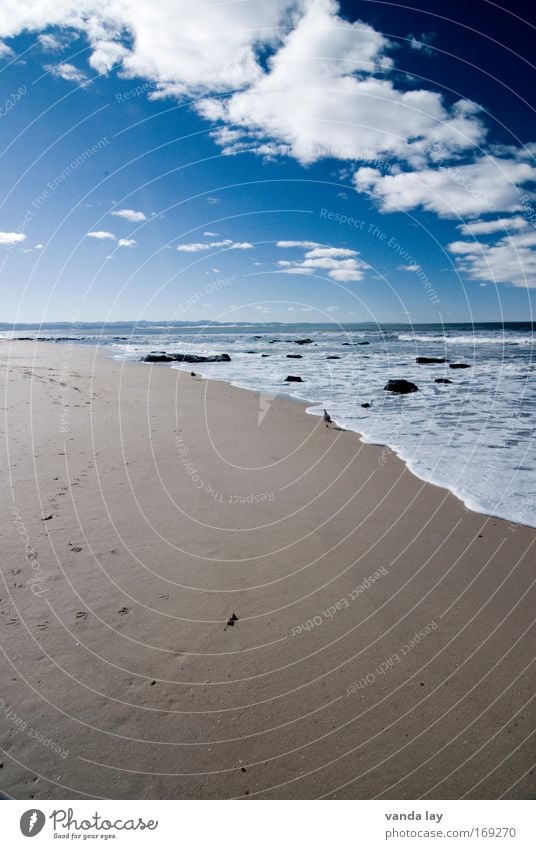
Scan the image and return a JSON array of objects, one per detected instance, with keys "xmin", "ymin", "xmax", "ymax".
[{"xmin": 2, "ymin": 321, "xmax": 534, "ymax": 527}]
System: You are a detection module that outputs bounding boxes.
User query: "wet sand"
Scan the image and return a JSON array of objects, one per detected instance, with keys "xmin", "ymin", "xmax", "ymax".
[{"xmin": 0, "ymin": 340, "xmax": 535, "ymax": 799}]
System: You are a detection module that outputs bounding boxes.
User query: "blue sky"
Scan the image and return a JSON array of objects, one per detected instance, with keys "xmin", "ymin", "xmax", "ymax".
[{"xmin": 0, "ymin": 0, "xmax": 534, "ymax": 323}]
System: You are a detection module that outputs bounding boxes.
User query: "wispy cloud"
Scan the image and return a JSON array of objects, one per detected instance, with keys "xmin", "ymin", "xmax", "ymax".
[
  {"xmin": 38, "ymin": 33, "xmax": 70, "ymax": 52},
  {"xmin": 0, "ymin": 40, "xmax": 14, "ymax": 58},
  {"xmin": 118, "ymin": 238, "xmax": 136, "ymax": 247},
  {"xmin": 458, "ymin": 216, "xmax": 528, "ymax": 236},
  {"xmin": 45, "ymin": 61, "xmax": 87, "ymax": 83},
  {"xmin": 177, "ymin": 239, "xmax": 253, "ymax": 252}
]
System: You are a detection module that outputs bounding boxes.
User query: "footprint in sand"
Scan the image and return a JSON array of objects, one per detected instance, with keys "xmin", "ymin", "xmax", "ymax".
[
  {"xmin": 118, "ymin": 607, "xmax": 130, "ymax": 615},
  {"xmin": 75, "ymin": 611, "xmax": 88, "ymax": 620},
  {"xmin": 69, "ymin": 544, "xmax": 83, "ymax": 552}
]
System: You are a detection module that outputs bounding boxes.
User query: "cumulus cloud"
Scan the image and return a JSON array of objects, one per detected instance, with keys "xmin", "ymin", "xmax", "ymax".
[
  {"xmin": 0, "ymin": 232, "xmax": 26, "ymax": 244},
  {"xmin": 200, "ymin": 0, "xmax": 484, "ymax": 166},
  {"xmin": 177, "ymin": 239, "xmax": 253, "ymax": 252},
  {"xmin": 111, "ymin": 208, "xmax": 146, "ymax": 222},
  {"xmin": 45, "ymin": 61, "xmax": 87, "ymax": 82},
  {"xmin": 458, "ymin": 216, "xmax": 528, "ymax": 236},
  {"xmin": 448, "ymin": 230, "xmax": 536, "ymax": 288},
  {"xmin": 87, "ymin": 230, "xmax": 116, "ymax": 240},
  {"xmin": 354, "ymin": 153, "xmax": 536, "ymax": 218},
  {"xmin": 118, "ymin": 238, "xmax": 136, "ymax": 247},
  {"xmin": 277, "ymin": 242, "xmax": 368, "ymax": 282},
  {"xmin": 0, "ymin": 0, "xmax": 485, "ymax": 168}
]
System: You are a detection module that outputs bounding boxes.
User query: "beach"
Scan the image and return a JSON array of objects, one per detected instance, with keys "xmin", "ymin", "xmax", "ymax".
[{"xmin": 1, "ymin": 339, "xmax": 535, "ymax": 800}]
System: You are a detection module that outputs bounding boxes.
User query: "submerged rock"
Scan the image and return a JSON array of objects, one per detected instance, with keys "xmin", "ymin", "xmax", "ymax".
[
  {"xmin": 416, "ymin": 356, "xmax": 448, "ymax": 364},
  {"xmin": 435, "ymin": 378, "xmax": 453, "ymax": 384},
  {"xmin": 449, "ymin": 363, "xmax": 471, "ymax": 369},
  {"xmin": 285, "ymin": 375, "xmax": 303, "ymax": 382},
  {"xmin": 286, "ymin": 354, "xmax": 303, "ymax": 358},
  {"xmin": 142, "ymin": 353, "xmax": 231, "ymax": 364},
  {"xmin": 326, "ymin": 355, "xmax": 340, "ymax": 359},
  {"xmin": 295, "ymin": 338, "xmax": 314, "ymax": 345},
  {"xmin": 384, "ymin": 379, "xmax": 419, "ymax": 394}
]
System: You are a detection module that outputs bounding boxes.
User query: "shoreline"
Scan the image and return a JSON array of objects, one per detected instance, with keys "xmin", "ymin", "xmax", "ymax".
[
  {"xmin": 142, "ymin": 355, "xmax": 534, "ymax": 531},
  {"xmin": 1, "ymin": 339, "xmax": 535, "ymax": 800}
]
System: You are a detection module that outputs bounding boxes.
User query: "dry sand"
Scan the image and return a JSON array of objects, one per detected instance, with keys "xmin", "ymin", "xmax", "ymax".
[{"xmin": 0, "ymin": 340, "xmax": 535, "ymax": 800}]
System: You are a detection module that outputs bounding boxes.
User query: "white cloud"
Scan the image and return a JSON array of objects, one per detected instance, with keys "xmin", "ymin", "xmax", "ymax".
[
  {"xmin": 199, "ymin": 1, "xmax": 484, "ymax": 166},
  {"xmin": 111, "ymin": 208, "xmax": 146, "ymax": 222},
  {"xmin": 354, "ymin": 153, "xmax": 536, "ymax": 218},
  {"xmin": 276, "ymin": 240, "xmax": 322, "ymax": 249},
  {"xmin": 0, "ymin": 40, "xmax": 14, "ymax": 58},
  {"xmin": 398, "ymin": 263, "xmax": 421, "ymax": 272},
  {"xmin": 408, "ymin": 33, "xmax": 435, "ymax": 55},
  {"xmin": 87, "ymin": 230, "xmax": 116, "ymax": 240},
  {"xmin": 448, "ymin": 230, "xmax": 536, "ymax": 288},
  {"xmin": 38, "ymin": 33, "xmax": 68, "ymax": 52},
  {"xmin": 0, "ymin": 232, "xmax": 26, "ymax": 244},
  {"xmin": 45, "ymin": 61, "xmax": 87, "ymax": 82},
  {"xmin": 177, "ymin": 239, "xmax": 253, "ymax": 252},
  {"xmin": 458, "ymin": 216, "xmax": 528, "ymax": 236},
  {"xmin": 277, "ymin": 242, "xmax": 368, "ymax": 282},
  {"xmin": 118, "ymin": 238, "xmax": 136, "ymax": 247},
  {"xmin": 203, "ymin": 231, "xmax": 218, "ymax": 237},
  {"xmin": 207, "ymin": 197, "xmax": 220, "ymax": 205},
  {"xmin": 0, "ymin": 0, "xmax": 485, "ymax": 168}
]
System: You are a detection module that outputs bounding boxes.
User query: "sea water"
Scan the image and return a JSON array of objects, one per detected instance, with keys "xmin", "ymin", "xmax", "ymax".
[{"xmin": 2, "ymin": 321, "xmax": 534, "ymax": 527}]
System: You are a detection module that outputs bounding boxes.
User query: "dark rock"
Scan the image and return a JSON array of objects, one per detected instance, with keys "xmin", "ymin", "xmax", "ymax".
[
  {"xmin": 269, "ymin": 340, "xmax": 281, "ymax": 343},
  {"xmin": 253, "ymin": 336, "xmax": 262, "ymax": 340},
  {"xmin": 295, "ymin": 338, "xmax": 314, "ymax": 345},
  {"xmin": 143, "ymin": 354, "xmax": 174, "ymax": 362},
  {"xmin": 416, "ymin": 356, "xmax": 448, "ymax": 364},
  {"xmin": 434, "ymin": 378, "xmax": 453, "ymax": 384},
  {"xmin": 285, "ymin": 375, "xmax": 303, "ymax": 382},
  {"xmin": 357, "ymin": 341, "xmax": 370, "ymax": 345},
  {"xmin": 326, "ymin": 355, "xmax": 340, "ymax": 359},
  {"xmin": 261, "ymin": 354, "xmax": 270, "ymax": 357},
  {"xmin": 384, "ymin": 379, "xmax": 419, "ymax": 394},
  {"xmin": 142, "ymin": 353, "xmax": 231, "ymax": 364},
  {"xmin": 286, "ymin": 354, "xmax": 303, "ymax": 358},
  {"xmin": 361, "ymin": 402, "xmax": 371, "ymax": 408},
  {"xmin": 244, "ymin": 350, "xmax": 257, "ymax": 354},
  {"xmin": 449, "ymin": 363, "xmax": 471, "ymax": 369}
]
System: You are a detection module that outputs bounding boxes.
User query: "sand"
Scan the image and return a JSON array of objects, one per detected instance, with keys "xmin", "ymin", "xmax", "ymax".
[{"xmin": 0, "ymin": 340, "xmax": 535, "ymax": 800}]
